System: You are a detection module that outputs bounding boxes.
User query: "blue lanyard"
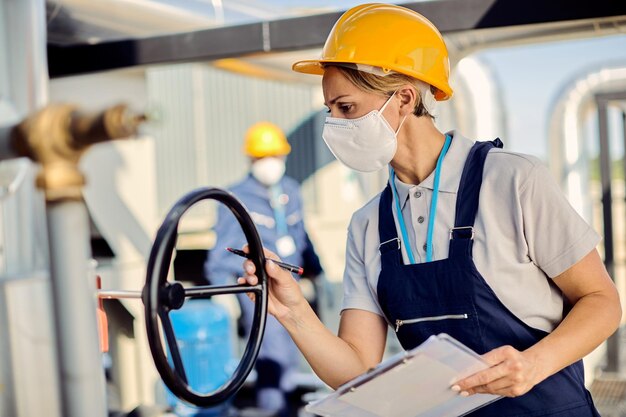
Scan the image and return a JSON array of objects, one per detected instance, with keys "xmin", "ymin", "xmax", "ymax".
[
  {"xmin": 389, "ymin": 134, "xmax": 452, "ymax": 263},
  {"xmin": 269, "ymin": 184, "xmax": 288, "ymax": 236}
]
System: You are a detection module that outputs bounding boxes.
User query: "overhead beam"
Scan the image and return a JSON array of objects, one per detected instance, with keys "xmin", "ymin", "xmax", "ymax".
[{"xmin": 47, "ymin": 0, "xmax": 626, "ymax": 78}]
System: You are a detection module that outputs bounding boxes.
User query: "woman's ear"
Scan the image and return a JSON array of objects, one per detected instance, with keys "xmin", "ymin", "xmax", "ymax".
[{"xmin": 396, "ymin": 85, "xmax": 417, "ymax": 116}]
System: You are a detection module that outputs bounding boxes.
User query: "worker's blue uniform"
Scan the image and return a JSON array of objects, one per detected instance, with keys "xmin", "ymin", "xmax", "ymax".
[
  {"xmin": 377, "ymin": 139, "xmax": 600, "ymax": 416},
  {"xmin": 205, "ymin": 173, "xmax": 322, "ymax": 414}
]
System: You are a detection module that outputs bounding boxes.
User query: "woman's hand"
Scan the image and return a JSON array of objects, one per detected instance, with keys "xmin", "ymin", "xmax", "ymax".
[
  {"xmin": 454, "ymin": 250, "xmax": 621, "ymax": 399},
  {"xmin": 451, "ymin": 346, "xmax": 540, "ymax": 398},
  {"xmin": 237, "ymin": 245, "xmax": 306, "ymax": 320}
]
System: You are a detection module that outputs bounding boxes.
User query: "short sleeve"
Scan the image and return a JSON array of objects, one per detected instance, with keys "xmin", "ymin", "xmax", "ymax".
[
  {"xmin": 521, "ymin": 161, "xmax": 600, "ymax": 278},
  {"xmin": 341, "ymin": 215, "xmax": 383, "ymax": 315}
]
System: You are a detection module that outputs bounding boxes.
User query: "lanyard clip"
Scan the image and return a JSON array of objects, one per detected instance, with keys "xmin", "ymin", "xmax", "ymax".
[{"xmin": 449, "ymin": 226, "xmax": 474, "ymax": 240}]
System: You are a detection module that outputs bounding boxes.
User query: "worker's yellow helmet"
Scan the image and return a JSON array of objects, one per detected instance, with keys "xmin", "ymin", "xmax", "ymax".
[
  {"xmin": 243, "ymin": 122, "xmax": 291, "ymax": 158},
  {"xmin": 292, "ymin": 3, "xmax": 452, "ymax": 101}
]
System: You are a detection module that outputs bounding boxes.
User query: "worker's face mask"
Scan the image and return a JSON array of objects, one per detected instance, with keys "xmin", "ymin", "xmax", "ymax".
[
  {"xmin": 251, "ymin": 157, "xmax": 286, "ymax": 186},
  {"xmin": 322, "ymin": 92, "xmax": 406, "ymax": 172}
]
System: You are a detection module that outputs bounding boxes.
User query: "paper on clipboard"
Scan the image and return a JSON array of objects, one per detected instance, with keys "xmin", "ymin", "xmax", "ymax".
[{"xmin": 306, "ymin": 334, "xmax": 501, "ymax": 417}]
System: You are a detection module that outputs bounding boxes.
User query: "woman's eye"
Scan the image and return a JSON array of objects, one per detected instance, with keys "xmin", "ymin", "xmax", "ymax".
[{"xmin": 339, "ymin": 104, "xmax": 352, "ymax": 113}]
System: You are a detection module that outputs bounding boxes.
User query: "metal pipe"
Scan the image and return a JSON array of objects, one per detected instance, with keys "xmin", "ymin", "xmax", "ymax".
[
  {"xmin": 595, "ymin": 93, "xmax": 626, "ymax": 373},
  {"xmin": 97, "ymin": 283, "xmax": 263, "ymax": 301},
  {"xmin": 597, "ymin": 98, "xmax": 618, "ymax": 372},
  {"xmin": 98, "ymin": 290, "xmax": 142, "ymax": 299},
  {"xmin": 597, "ymin": 99, "xmax": 614, "ymax": 284},
  {"xmin": 4, "ymin": 0, "xmax": 48, "ymax": 115},
  {"xmin": 451, "ymin": 56, "xmax": 507, "ymax": 145},
  {"xmin": 623, "ymin": 110, "xmax": 626, "ymax": 214},
  {"xmin": 548, "ymin": 68, "xmax": 626, "ymax": 381},
  {"xmin": 2, "ymin": 3, "xmax": 144, "ymax": 417},
  {"xmin": 6, "ymin": 102, "xmax": 143, "ymax": 417},
  {"xmin": 185, "ymin": 284, "xmax": 262, "ymax": 297},
  {"xmin": 0, "ymin": 1, "xmax": 60, "ymax": 416},
  {"xmin": 47, "ymin": 200, "xmax": 107, "ymax": 417},
  {"xmin": 548, "ymin": 65, "xmax": 626, "ymax": 221},
  {"xmin": 0, "ymin": 125, "xmax": 19, "ymax": 160}
]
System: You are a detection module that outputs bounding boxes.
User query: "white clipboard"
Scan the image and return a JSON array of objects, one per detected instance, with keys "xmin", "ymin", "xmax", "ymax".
[{"xmin": 306, "ymin": 334, "xmax": 501, "ymax": 417}]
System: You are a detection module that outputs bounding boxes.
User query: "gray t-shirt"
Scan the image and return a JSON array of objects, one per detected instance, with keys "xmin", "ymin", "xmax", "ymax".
[{"xmin": 342, "ymin": 131, "xmax": 600, "ymax": 332}]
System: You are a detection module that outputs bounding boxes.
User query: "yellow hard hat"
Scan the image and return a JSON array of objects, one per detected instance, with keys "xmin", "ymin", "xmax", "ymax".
[
  {"xmin": 292, "ymin": 3, "xmax": 453, "ymax": 101},
  {"xmin": 243, "ymin": 122, "xmax": 291, "ymax": 158}
]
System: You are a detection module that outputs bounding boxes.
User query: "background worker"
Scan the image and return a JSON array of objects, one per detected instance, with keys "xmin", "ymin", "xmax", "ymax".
[
  {"xmin": 205, "ymin": 121, "xmax": 323, "ymax": 417},
  {"xmin": 238, "ymin": 4, "xmax": 621, "ymax": 416}
]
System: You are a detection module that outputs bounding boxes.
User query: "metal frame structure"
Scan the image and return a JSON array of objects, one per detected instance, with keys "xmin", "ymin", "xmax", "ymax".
[
  {"xmin": 596, "ymin": 91, "xmax": 626, "ymax": 374},
  {"xmin": 47, "ymin": 0, "xmax": 626, "ymax": 78}
]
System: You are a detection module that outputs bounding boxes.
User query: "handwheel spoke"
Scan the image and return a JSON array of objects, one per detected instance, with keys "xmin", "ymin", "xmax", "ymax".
[
  {"xmin": 184, "ymin": 284, "xmax": 262, "ymax": 298},
  {"xmin": 159, "ymin": 310, "xmax": 188, "ymax": 384}
]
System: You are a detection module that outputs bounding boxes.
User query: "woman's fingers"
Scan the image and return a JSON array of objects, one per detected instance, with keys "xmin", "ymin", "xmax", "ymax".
[
  {"xmin": 237, "ymin": 244, "xmax": 305, "ymax": 318},
  {"xmin": 238, "ymin": 274, "xmax": 257, "ymax": 286},
  {"xmin": 241, "ymin": 257, "xmax": 289, "ymax": 284},
  {"xmin": 241, "ymin": 246, "xmax": 288, "ymax": 278},
  {"xmin": 237, "ymin": 277, "xmax": 256, "ymax": 301},
  {"xmin": 452, "ymin": 345, "xmax": 538, "ymax": 398},
  {"xmin": 264, "ymin": 257, "xmax": 285, "ymax": 277},
  {"xmin": 243, "ymin": 259, "xmax": 256, "ymax": 276},
  {"xmin": 467, "ymin": 377, "xmax": 513, "ymax": 395}
]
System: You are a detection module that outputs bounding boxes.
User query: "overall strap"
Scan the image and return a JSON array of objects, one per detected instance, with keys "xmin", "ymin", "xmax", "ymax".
[
  {"xmin": 449, "ymin": 138, "xmax": 503, "ymax": 257},
  {"xmin": 378, "ymin": 185, "xmax": 402, "ymax": 256}
]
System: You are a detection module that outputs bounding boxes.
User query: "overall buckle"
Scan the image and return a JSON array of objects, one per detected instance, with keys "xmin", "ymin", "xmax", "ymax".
[
  {"xmin": 449, "ymin": 226, "xmax": 474, "ymax": 240},
  {"xmin": 379, "ymin": 237, "xmax": 401, "ymax": 254}
]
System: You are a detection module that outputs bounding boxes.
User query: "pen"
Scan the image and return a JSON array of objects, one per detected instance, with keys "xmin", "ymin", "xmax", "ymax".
[{"xmin": 226, "ymin": 247, "xmax": 304, "ymax": 276}]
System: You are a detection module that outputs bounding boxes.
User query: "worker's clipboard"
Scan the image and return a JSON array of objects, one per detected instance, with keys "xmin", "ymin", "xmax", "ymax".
[{"xmin": 305, "ymin": 334, "xmax": 502, "ymax": 417}]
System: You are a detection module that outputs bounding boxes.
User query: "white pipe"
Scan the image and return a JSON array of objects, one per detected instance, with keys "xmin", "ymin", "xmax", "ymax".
[
  {"xmin": 0, "ymin": 3, "xmax": 62, "ymax": 417},
  {"xmin": 5, "ymin": 0, "xmax": 48, "ymax": 117},
  {"xmin": 98, "ymin": 289, "xmax": 143, "ymax": 299},
  {"xmin": 548, "ymin": 65, "xmax": 626, "ymax": 221},
  {"xmin": 451, "ymin": 56, "xmax": 508, "ymax": 141},
  {"xmin": 47, "ymin": 201, "xmax": 108, "ymax": 417},
  {"xmin": 2, "ymin": 2, "xmax": 109, "ymax": 416}
]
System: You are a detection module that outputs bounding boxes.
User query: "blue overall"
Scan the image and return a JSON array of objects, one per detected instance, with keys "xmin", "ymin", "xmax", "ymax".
[{"xmin": 376, "ymin": 139, "xmax": 600, "ymax": 416}]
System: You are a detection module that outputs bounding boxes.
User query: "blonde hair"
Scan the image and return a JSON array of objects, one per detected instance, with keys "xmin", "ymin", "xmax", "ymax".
[{"xmin": 329, "ymin": 65, "xmax": 434, "ymax": 118}]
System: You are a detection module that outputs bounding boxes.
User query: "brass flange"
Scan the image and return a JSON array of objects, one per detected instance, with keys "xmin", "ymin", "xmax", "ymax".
[{"xmin": 10, "ymin": 103, "xmax": 144, "ymax": 202}]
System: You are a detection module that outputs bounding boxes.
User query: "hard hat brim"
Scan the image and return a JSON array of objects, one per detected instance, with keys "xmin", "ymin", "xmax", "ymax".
[
  {"xmin": 292, "ymin": 59, "xmax": 452, "ymax": 101},
  {"xmin": 292, "ymin": 59, "xmax": 326, "ymax": 76}
]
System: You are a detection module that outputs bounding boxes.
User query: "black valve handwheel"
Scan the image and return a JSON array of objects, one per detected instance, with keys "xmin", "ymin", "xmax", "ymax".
[{"xmin": 143, "ymin": 187, "xmax": 268, "ymax": 407}]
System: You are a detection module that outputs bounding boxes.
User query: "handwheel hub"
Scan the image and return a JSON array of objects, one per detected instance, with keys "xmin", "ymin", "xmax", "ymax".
[{"xmin": 161, "ymin": 282, "xmax": 186, "ymax": 311}]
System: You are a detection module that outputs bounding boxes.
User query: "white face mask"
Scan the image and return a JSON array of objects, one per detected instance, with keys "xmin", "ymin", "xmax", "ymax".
[
  {"xmin": 322, "ymin": 93, "xmax": 406, "ymax": 172},
  {"xmin": 251, "ymin": 157, "xmax": 286, "ymax": 186}
]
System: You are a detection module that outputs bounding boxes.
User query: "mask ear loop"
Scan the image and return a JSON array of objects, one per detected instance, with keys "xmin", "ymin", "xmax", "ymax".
[
  {"xmin": 380, "ymin": 90, "xmax": 408, "ymax": 135},
  {"xmin": 379, "ymin": 89, "xmax": 398, "ymax": 113},
  {"xmin": 395, "ymin": 114, "xmax": 408, "ymax": 135}
]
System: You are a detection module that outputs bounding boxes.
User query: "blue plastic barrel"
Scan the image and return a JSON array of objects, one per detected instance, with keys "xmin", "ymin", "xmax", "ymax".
[{"xmin": 165, "ymin": 298, "xmax": 234, "ymax": 416}]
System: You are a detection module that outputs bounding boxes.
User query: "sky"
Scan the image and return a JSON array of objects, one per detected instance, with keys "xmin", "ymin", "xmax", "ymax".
[{"xmin": 478, "ymin": 34, "xmax": 626, "ymax": 161}]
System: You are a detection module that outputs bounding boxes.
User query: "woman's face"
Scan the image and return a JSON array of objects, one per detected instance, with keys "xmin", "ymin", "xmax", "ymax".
[{"xmin": 322, "ymin": 66, "xmax": 397, "ymax": 122}]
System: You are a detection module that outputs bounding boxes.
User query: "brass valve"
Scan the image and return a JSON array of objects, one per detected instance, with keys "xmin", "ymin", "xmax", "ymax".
[{"xmin": 10, "ymin": 103, "xmax": 145, "ymax": 201}]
